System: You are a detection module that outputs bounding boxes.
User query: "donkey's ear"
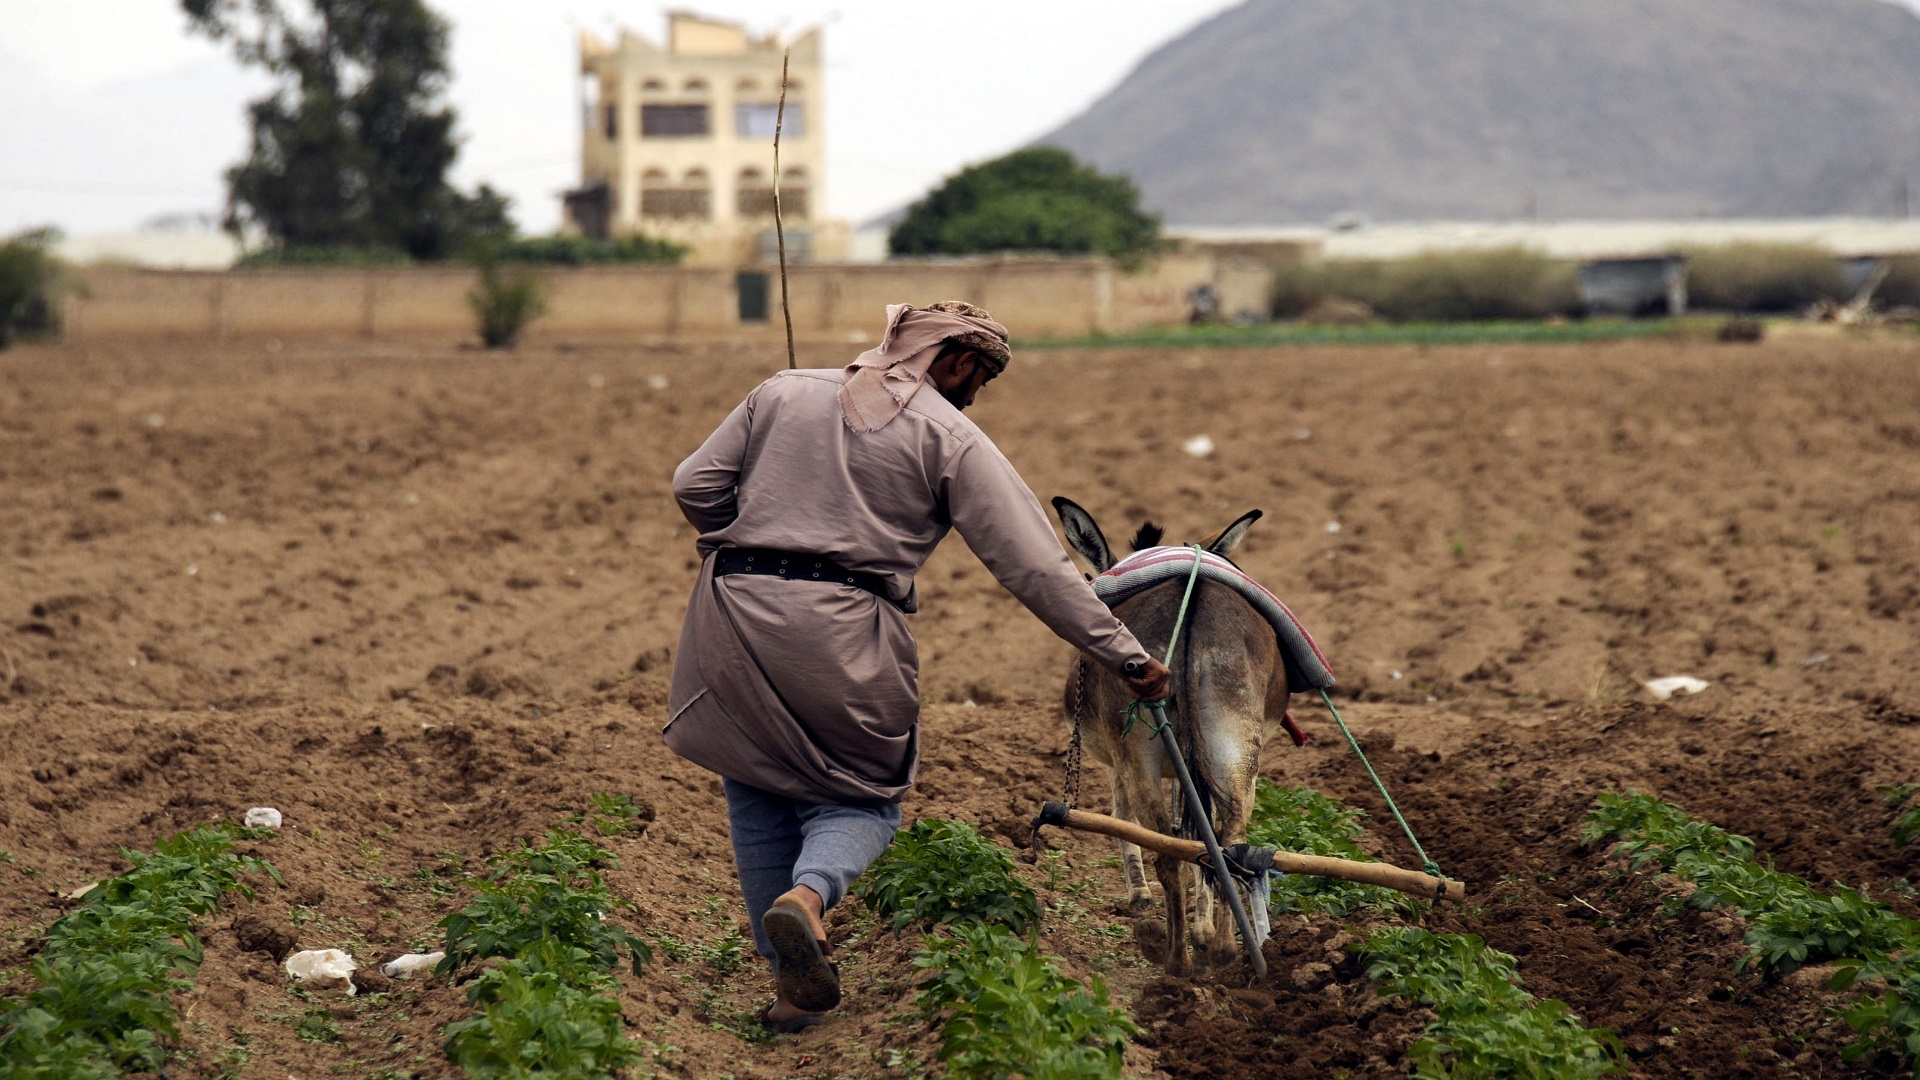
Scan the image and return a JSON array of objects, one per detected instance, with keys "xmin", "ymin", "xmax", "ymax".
[
  {"xmin": 1204, "ymin": 509, "xmax": 1263, "ymax": 558},
  {"xmin": 1051, "ymin": 497, "xmax": 1114, "ymax": 573}
]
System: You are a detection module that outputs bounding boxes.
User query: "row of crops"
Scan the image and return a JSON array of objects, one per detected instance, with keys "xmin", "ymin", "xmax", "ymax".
[
  {"xmin": 4, "ymin": 782, "xmax": 1912, "ymax": 1078},
  {"xmin": 1585, "ymin": 789, "xmax": 1920, "ymax": 1070},
  {"xmin": 0, "ymin": 825, "xmax": 275, "ymax": 1077}
]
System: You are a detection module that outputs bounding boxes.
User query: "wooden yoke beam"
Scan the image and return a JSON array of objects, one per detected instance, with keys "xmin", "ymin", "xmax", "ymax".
[{"xmin": 1039, "ymin": 804, "xmax": 1467, "ymax": 904}]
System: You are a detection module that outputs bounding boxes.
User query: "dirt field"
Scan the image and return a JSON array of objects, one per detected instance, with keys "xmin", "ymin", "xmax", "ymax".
[{"xmin": 3, "ymin": 330, "xmax": 1919, "ymax": 1079}]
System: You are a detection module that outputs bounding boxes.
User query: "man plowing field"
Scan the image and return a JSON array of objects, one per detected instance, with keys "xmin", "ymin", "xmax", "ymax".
[{"xmin": 665, "ymin": 301, "xmax": 1171, "ymax": 1033}]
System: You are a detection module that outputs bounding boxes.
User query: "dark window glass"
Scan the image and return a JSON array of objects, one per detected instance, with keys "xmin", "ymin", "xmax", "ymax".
[
  {"xmin": 604, "ymin": 104, "xmax": 617, "ymax": 140},
  {"xmin": 641, "ymin": 103, "xmax": 711, "ymax": 138}
]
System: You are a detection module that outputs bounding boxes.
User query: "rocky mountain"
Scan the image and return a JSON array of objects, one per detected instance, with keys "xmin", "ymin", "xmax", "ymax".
[{"xmin": 1038, "ymin": 0, "xmax": 1920, "ymax": 224}]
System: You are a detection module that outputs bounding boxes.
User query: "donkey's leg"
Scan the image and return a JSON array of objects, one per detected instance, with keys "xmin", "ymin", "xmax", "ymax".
[
  {"xmin": 1110, "ymin": 784, "xmax": 1154, "ymax": 913},
  {"xmin": 1120, "ymin": 758, "xmax": 1189, "ymax": 976},
  {"xmin": 1152, "ymin": 849, "xmax": 1191, "ymax": 976},
  {"xmin": 1190, "ymin": 859, "xmax": 1217, "ymax": 963}
]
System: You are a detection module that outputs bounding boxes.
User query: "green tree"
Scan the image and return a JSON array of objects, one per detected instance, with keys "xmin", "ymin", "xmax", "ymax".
[
  {"xmin": 888, "ymin": 147, "xmax": 1160, "ymax": 265},
  {"xmin": 183, "ymin": 0, "xmax": 511, "ymax": 260}
]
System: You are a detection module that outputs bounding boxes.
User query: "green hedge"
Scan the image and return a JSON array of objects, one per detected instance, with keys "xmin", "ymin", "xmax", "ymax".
[
  {"xmin": 1272, "ymin": 248, "xmax": 1579, "ymax": 322},
  {"xmin": 1683, "ymin": 243, "xmax": 1847, "ymax": 312}
]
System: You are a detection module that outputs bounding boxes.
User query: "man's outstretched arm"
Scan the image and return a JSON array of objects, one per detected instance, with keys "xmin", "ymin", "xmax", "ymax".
[{"xmin": 944, "ymin": 437, "xmax": 1166, "ymax": 696}]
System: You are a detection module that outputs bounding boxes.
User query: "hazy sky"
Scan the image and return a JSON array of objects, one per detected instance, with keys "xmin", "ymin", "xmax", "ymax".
[{"xmin": 0, "ymin": 1, "xmax": 1245, "ymax": 237}]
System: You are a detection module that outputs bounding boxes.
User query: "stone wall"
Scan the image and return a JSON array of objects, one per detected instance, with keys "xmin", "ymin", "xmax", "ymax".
[{"xmin": 62, "ymin": 254, "xmax": 1259, "ymax": 344}]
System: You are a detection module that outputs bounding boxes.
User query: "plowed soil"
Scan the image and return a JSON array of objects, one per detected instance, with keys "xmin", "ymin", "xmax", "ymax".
[{"xmin": 2, "ymin": 330, "xmax": 1918, "ymax": 1079}]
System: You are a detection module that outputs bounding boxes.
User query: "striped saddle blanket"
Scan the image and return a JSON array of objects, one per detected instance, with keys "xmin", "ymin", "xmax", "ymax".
[{"xmin": 1093, "ymin": 546, "xmax": 1336, "ymax": 695}]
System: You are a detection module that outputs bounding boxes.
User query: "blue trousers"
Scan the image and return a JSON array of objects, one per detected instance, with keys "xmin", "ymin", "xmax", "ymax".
[{"xmin": 723, "ymin": 779, "xmax": 901, "ymax": 959}]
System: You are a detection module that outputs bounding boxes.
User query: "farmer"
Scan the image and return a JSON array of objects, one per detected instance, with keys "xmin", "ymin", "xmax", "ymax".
[{"xmin": 667, "ymin": 301, "xmax": 1170, "ymax": 1032}]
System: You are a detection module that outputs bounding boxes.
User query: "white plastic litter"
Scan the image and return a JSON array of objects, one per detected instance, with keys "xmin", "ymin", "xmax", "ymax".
[
  {"xmin": 380, "ymin": 952, "xmax": 445, "ymax": 978},
  {"xmin": 1645, "ymin": 676, "xmax": 1711, "ymax": 702},
  {"xmin": 1181, "ymin": 434, "xmax": 1216, "ymax": 458},
  {"xmin": 285, "ymin": 949, "xmax": 358, "ymax": 994},
  {"xmin": 1324, "ymin": 521, "xmax": 1342, "ymax": 534},
  {"xmin": 243, "ymin": 807, "xmax": 283, "ymax": 829}
]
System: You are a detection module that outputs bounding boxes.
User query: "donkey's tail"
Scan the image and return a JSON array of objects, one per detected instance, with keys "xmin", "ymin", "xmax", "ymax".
[{"xmin": 1170, "ymin": 587, "xmax": 1222, "ymax": 845}]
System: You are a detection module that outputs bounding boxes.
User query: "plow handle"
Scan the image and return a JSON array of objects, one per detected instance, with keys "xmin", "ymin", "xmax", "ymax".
[{"xmin": 1036, "ymin": 802, "xmax": 1467, "ymax": 904}]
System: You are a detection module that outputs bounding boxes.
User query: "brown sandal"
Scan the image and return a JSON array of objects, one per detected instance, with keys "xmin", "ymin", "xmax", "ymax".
[
  {"xmin": 763, "ymin": 900, "xmax": 841, "ymax": 1012},
  {"xmin": 756, "ymin": 1000, "xmax": 825, "ymax": 1035}
]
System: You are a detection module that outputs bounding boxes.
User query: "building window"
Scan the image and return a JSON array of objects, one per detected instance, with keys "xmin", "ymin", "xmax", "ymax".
[
  {"xmin": 642, "ymin": 78, "xmax": 666, "ymax": 92},
  {"xmin": 641, "ymin": 167, "xmax": 712, "ymax": 220},
  {"xmin": 641, "ymin": 103, "xmax": 710, "ymax": 137},
  {"xmin": 736, "ymin": 165, "xmax": 809, "ymax": 220},
  {"xmin": 641, "ymin": 188, "xmax": 713, "ymax": 220},
  {"xmin": 684, "ymin": 78, "xmax": 708, "ymax": 93},
  {"xmin": 735, "ymin": 102, "xmax": 803, "ymax": 139},
  {"xmin": 603, "ymin": 104, "xmax": 617, "ymax": 140}
]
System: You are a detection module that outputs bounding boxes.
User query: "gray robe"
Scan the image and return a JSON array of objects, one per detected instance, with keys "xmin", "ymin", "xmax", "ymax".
[{"xmin": 666, "ymin": 367, "xmax": 1150, "ymax": 804}]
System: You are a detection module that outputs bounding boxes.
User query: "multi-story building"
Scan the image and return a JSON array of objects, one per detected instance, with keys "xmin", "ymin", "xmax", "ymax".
[{"xmin": 563, "ymin": 12, "xmax": 840, "ymax": 265}]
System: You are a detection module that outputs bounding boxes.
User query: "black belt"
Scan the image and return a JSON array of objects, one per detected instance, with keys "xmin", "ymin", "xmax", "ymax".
[{"xmin": 712, "ymin": 548, "xmax": 900, "ymax": 609}]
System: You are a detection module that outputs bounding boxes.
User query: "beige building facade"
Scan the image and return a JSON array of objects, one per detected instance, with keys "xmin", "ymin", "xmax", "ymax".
[{"xmin": 565, "ymin": 13, "xmax": 844, "ymax": 265}]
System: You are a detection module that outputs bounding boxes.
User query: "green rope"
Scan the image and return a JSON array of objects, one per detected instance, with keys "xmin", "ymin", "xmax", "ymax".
[
  {"xmin": 1121, "ymin": 545, "xmax": 1206, "ymax": 738},
  {"xmin": 1318, "ymin": 687, "xmax": 1448, "ymax": 882}
]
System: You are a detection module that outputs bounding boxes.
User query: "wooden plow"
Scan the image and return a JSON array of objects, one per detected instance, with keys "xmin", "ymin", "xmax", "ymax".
[{"xmin": 1029, "ymin": 801, "xmax": 1468, "ymax": 905}]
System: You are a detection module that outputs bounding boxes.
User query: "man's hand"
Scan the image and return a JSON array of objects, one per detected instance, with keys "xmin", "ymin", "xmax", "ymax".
[{"xmin": 1122, "ymin": 658, "xmax": 1171, "ymax": 701}]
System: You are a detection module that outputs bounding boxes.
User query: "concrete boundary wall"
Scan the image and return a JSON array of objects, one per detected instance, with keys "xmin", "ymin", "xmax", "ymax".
[{"xmin": 63, "ymin": 254, "xmax": 1243, "ymax": 344}]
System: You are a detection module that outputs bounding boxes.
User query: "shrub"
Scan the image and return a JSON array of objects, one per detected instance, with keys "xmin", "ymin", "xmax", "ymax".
[
  {"xmin": 1368, "ymin": 248, "xmax": 1579, "ymax": 321},
  {"xmin": 1879, "ymin": 255, "xmax": 1920, "ymax": 310},
  {"xmin": 235, "ymin": 246, "xmax": 414, "ymax": 268},
  {"xmin": 0, "ymin": 227, "xmax": 65, "ymax": 347},
  {"xmin": 467, "ymin": 257, "xmax": 548, "ymax": 349},
  {"xmin": 854, "ymin": 819, "xmax": 1040, "ymax": 935},
  {"xmin": 1685, "ymin": 243, "xmax": 1847, "ymax": 312},
  {"xmin": 1270, "ymin": 248, "xmax": 1577, "ymax": 322},
  {"xmin": 496, "ymin": 234, "xmax": 686, "ymax": 266},
  {"xmin": 1269, "ymin": 259, "xmax": 1386, "ymax": 319}
]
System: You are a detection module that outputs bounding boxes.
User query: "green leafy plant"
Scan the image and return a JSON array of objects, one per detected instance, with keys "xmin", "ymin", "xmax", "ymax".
[
  {"xmin": 1586, "ymin": 790, "xmax": 1920, "ymax": 1073},
  {"xmin": 915, "ymin": 923, "xmax": 1138, "ymax": 1080},
  {"xmin": 855, "ymin": 819, "xmax": 1041, "ymax": 935},
  {"xmin": 570, "ymin": 792, "xmax": 648, "ymax": 838},
  {"xmin": 1361, "ymin": 927, "xmax": 1624, "ymax": 1079},
  {"xmin": 444, "ymin": 963, "xmax": 638, "ymax": 1078},
  {"xmin": 0, "ymin": 825, "xmax": 275, "ymax": 1076},
  {"xmin": 1246, "ymin": 780, "xmax": 1409, "ymax": 917},
  {"xmin": 436, "ymin": 829, "xmax": 648, "ymax": 1077},
  {"xmin": 1881, "ymin": 784, "xmax": 1920, "ymax": 849},
  {"xmin": 467, "ymin": 256, "xmax": 548, "ymax": 349}
]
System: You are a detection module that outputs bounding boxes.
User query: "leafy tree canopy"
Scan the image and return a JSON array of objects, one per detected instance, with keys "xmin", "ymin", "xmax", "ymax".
[
  {"xmin": 888, "ymin": 147, "xmax": 1160, "ymax": 264},
  {"xmin": 184, "ymin": 0, "xmax": 511, "ymax": 260}
]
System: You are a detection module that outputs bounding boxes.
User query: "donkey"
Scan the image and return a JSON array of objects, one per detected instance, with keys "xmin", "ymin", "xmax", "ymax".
[{"xmin": 1052, "ymin": 497, "xmax": 1291, "ymax": 975}]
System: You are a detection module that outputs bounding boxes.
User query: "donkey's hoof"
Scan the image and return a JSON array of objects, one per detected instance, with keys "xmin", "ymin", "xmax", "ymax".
[
  {"xmin": 1131, "ymin": 917, "xmax": 1170, "ymax": 965},
  {"xmin": 1125, "ymin": 892, "xmax": 1154, "ymax": 915}
]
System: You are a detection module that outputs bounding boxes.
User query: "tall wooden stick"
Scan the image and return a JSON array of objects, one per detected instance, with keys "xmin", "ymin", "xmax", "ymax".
[{"xmin": 773, "ymin": 48, "xmax": 796, "ymax": 369}]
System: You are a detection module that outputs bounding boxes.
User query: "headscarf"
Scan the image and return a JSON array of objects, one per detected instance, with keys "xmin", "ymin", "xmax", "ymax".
[{"xmin": 838, "ymin": 301, "xmax": 1012, "ymax": 433}]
